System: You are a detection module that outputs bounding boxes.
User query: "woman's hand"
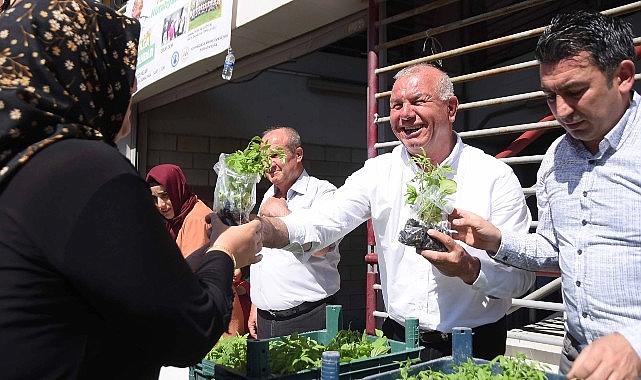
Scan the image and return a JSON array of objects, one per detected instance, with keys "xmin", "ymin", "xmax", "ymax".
[{"xmin": 209, "ymin": 214, "xmax": 263, "ymax": 268}]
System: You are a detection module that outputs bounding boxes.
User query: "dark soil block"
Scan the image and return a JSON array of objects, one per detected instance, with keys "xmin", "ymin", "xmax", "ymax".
[
  {"xmin": 398, "ymin": 218, "xmax": 449, "ymax": 252},
  {"xmin": 217, "ymin": 201, "xmax": 245, "ymax": 226}
]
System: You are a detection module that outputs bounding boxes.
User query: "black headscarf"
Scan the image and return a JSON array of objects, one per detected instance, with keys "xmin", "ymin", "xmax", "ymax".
[{"xmin": 0, "ymin": 0, "xmax": 139, "ymax": 187}]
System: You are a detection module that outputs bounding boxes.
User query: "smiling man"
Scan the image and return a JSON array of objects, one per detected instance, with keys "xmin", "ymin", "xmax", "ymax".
[
  {"xmin": 447, "ymin": 10, "xmax": 641, "ymax": 379},
  {"xmin": 258, "ymin": 65, "xmax": 534, "ymax": 361}
]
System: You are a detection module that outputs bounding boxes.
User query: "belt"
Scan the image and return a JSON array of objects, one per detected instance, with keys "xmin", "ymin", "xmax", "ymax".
[
  {"xmin": 566, "ymin": 332, "xmax": 584, "ymax": 353},
  {"xmin": 419, "ymin": 329, "xmax": 451, "ymax": 344},
  {"xmin": 259, "ymin": 296, "xmax": 336, "ymax": 320}
]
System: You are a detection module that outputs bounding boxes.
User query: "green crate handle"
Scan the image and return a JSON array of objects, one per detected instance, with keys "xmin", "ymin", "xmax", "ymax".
[
  {"xmin": 247, "ymin": 339, "xmax": 270, "ymax": 379},
  {"xmin": 325, "ymin": 305, "xmax": 343, "ymax": 340},
  {"xmin": 404, "ymin": 318, "xmax": 419, "ymax": 349},
  {"xmin": 245, "ymin": 305, "xmax": 343, "ymax": 379}
]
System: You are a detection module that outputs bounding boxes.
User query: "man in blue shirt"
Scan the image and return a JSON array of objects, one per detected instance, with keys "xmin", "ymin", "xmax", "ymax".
[{"xmin": 444, "ymin": 10, "xmax": 641, "ymax": 380}]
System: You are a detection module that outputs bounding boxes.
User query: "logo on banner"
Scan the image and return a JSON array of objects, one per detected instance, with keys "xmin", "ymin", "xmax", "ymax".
[{"xmin": 171, "ymin": 51, "xmax": 180, "ymax": 67}]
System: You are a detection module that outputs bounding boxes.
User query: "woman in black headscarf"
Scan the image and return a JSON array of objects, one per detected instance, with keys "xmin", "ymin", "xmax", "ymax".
[{"xmin": 0, "ymin": 2, "xmax": 261, "ymax": 379}]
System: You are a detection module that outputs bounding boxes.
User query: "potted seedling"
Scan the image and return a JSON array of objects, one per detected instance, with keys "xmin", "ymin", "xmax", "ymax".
[
  {"xmin": 213, "ymin": 136, "xmax": 285, "ymax": 225},
  {"xmin": 398, "ymin": 150, "xmax": 457, "ymax": 252}
]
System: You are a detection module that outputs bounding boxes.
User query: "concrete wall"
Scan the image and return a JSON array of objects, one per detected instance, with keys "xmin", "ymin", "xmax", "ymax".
[{"xmin": 141, "ymin": 50, "xmax": 369, "ymax": 329}]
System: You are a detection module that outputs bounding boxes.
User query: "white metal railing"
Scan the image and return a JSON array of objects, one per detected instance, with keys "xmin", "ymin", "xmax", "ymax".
[
  {"xmin": 376, "ymin": 0, "xmax": 556, "ymax": 51},
  {"xmin": 509, "ymin": 277, "xmax": 563, "ymax": 314},
  {"xmin": 371, "ymin": 277, "xmax": 563, "ymax": 321},
  {"xmin": 507, "ymin": 330, "xmax": 564, "ymax": 346},
  {"xmin": 375, "ymin": 2, "xmax": 641, "ymax": 75}
]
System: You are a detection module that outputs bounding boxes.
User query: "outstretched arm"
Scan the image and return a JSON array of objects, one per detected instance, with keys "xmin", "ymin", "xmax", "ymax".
[{"xmin": 259, "ymin": 215, "xmax": 291, "ymax": 249}]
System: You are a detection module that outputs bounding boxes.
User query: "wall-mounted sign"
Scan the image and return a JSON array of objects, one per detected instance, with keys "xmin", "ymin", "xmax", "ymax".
[{"xmin": 125, "ymin": 0, "xmax": 232, "ymax": 89}]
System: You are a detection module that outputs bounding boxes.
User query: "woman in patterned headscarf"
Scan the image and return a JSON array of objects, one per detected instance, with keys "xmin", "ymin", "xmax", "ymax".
[{"xmin": 0, "ymin": 2, "xmax": 262, "ymax": 379}]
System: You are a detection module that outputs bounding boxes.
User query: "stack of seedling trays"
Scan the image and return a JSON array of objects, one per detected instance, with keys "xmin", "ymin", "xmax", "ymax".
[
  {"xmin": 361, "ymin": 327, "xmax": 565, "ymax": 380},
  {"xmin": 190, "ymin": 305, "xmax": 423, "ymax": 379}
]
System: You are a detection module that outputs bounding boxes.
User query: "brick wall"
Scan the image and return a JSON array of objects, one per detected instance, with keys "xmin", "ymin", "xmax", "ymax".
[{"xmin": 146, "ymin": 131, "xmax": 369, "ymax": 330}]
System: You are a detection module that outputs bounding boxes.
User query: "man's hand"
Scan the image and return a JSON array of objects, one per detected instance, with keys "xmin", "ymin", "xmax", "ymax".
[
  {"xmin": 448, "ymin": 208, "xmax": 502, "ymax": 253},
  {"xmin": 248, "ymin": 304, "xmax": 258, "ymax": 339},
  {"xmin": 418, "ymin": 229, "xmax": 481, "ymax": 285},
  {"xmin": 568, "ymin": 333, "xmax": 641, "ymax": 380},
  {"xmin": 259, "ymin": 197, "xmax": 290, "ymax": 217}
]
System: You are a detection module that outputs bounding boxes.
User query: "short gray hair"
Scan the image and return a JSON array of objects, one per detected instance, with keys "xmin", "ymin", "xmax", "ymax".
[
  {"xmin": 262, "ymin": 126, "xmax": 301, "ymax": 152},
  {"xmin": 393, "ymin": 63, "xmax": 454, "ymax": 101}
]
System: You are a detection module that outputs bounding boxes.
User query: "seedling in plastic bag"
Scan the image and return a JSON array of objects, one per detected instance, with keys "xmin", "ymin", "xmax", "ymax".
[
  {"xmin": 398, "ymin": 149, "xmax": 456, "ymax": 252},
  {"xmin": 213, "ymin": 136, "xmax": 285, "ymax": 225}
]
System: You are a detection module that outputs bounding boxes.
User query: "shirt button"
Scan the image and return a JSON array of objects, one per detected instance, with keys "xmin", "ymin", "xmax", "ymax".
[
  {"xmin": 577, "ymin": 249, "xmax": 582, "ymax": 255},
  {"xmin": 576, "ymin": 281, "xmax": 581, "ymax": 287},
  {"xmin": 581, "ymin": 220, "xmax": 587, "ymax": 226},
  {"xmin": 582, "ymin": 191, "xmax": 588, "ymax": 197},
  {"xmin": 582, "ymin": 312, "xmax": 588, "ymax": 318}
]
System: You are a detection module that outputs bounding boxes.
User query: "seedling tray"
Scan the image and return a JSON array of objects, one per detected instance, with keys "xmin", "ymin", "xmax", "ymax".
[
  {"xmin": 191, "ymin": 305, "xmax": 422, "ymax": 379},
  {"xmin": 361, "ymin": 327, "xmax": 564, "ymax": 380}
]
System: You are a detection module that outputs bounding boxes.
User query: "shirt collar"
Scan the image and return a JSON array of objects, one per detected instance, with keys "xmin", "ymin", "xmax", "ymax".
[
  {"xmin": 289, "ymin": 169, "xmax": 310, "ymax": 197},
  {"xmin": 401, "ymin": 132, "xmax": 463, "ymax": 173},
  {"xmin": 601, "ymin": 91, "xmax": 639, "ymax": 152},
  {"xmin": 265, "ymin": 169, "xmax": 309, "ymax": 200}
]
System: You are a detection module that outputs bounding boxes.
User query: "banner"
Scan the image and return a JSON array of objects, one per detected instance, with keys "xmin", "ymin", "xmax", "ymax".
[{"xmin": 125, "ymin": 0, "xmax": 232, "ymax": 90}]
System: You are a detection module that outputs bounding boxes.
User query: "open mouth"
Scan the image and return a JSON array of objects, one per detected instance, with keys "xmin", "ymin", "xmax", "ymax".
[{"xmin": 401, "ymin": 125, "xmax": 424, "ymax": 136}]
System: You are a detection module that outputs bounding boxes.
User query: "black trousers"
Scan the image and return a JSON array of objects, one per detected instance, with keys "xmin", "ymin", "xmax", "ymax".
[
  {"xmin": 382, "ymin": 315, "xmax": 507, "ymax": 362},
  {"xmin": 559, "ymin": 333, "xmax": 581, "ymax": 376},
  {"xmin": 256, "ymin": 296, "xmax": 335, "ymax": 339}
]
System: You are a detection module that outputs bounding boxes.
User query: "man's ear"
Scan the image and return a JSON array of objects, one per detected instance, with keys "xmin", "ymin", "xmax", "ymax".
[
  {"xmin": 447, "ymin": 95, "xmax": 459, "ymax": 123},
  {"xmin": 616, "ymin": 59, "xmax": 636, "ymax": 94},
  {"xmin": 295, "ymin": 147, "xmax": 304, "ymax": 163}
]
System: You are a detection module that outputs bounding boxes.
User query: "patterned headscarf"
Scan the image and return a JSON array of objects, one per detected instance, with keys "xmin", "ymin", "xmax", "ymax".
[
  {"xmin": 146, "ymin": 164, "xmax": 199, "ymax": 240},
  {"xmin": 0, "ymin": 0, "xmax": 139, "ymax": 187}
]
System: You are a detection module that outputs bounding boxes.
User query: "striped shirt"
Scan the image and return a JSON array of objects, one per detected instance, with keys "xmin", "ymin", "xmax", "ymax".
[{"xmin": 498, "ymin": 91, "xmax": 641, "ymax": 359}]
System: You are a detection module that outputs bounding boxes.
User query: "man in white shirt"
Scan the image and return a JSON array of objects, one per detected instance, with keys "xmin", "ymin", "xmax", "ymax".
[
  {"xmin": 247, "ymin": 126, "xmax": 340, "ymax": 339},
  {"xmin": 260, "ymin": 64, "xmax": 535, "ymax": 361}
]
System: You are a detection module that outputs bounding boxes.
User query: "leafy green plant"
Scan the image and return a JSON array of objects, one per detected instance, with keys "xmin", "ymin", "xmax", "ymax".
[
  {"xmin": 396, "ymin": 353, "xmax": 547, "ymax": 380},
  {"xmin": 269, "ymin": 333, "xmax": 325, "ymax": 374},
  {"xmin": 202, "ymin": 329, "xmax": 392, "ymax": 376},
  {"xmin": 225, "ymin": 136, "xmax": 284, "ymax": 176},
  {"xmin": 214, "ymin": 136, "xmax": 285, "ymax": 225},
  {"xmin": 325, "ymin": 329, "xmax": 390, "ymax": 362},
  {"xmin": 204, "ymin": 334, "xmax": 248, "ymax": 372},
  {"xmin": 398, "ymin": 150, "xmax": 457, "ymax": 251},
  {"xmin": 404, "ymin": 151, "xmax": 457, "ymax": 226}
]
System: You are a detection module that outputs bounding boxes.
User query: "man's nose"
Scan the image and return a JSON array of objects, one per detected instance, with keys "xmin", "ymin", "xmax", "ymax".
[
  {"xmin": 400, "ymin": 103, "xmax": 415, "ymax": 119},
  {"xmin": 554, "ymin": 95, "xmax": 574, "ymax": 120}
]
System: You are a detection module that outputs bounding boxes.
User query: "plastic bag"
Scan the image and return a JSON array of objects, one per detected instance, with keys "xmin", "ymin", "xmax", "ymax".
[
  {"xmin": 398, "ymin": 218, "xmax": 451, "ymax": 252},
  {"xmin": 213, "ymin": 153, "xmax": 261, "ymax": 225}
]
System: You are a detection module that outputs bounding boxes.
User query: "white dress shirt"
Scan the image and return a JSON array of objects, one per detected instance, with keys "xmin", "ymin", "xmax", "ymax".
[
  {"xmin": 282, "ymin": 134, "xmax": 535, "ymax": 332},
  {"xmin": 250, "ymin": 170, "xmax": 340, "ymax": 311},
  {"xmin": 498, "ymin": 92, "xmax": 641, "ymax": 358}
]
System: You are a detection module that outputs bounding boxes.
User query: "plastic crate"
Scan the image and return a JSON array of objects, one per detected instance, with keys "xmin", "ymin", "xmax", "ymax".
[
  {"xmin": 361, "ymin": 327, "xmax": 565, "ymax": 380},
  {"xmin": 191, "ymin": 305, "xmax": 423, "ymax": 379}
]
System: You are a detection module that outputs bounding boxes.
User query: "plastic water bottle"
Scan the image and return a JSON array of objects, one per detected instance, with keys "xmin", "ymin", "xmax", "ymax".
[
  {"xmin": 321, "ymin": 351, "xmax": 340, "ymax": 380},
  {"xmin": 221, "ymin": 47, "xmax": 235, "ymax": 80}
]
